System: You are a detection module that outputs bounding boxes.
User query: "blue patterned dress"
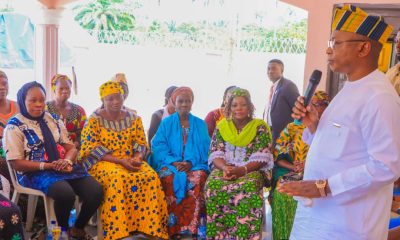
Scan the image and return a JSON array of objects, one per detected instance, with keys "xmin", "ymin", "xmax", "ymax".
[{"xmin": 2, "ymin": 113, "xmax": 88, "ymax": 194}]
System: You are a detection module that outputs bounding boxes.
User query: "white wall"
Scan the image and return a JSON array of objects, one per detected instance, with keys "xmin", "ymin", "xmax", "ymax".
[{"xmin": 59, "ymin": 44, "xmax": 305, "ymax": 131}]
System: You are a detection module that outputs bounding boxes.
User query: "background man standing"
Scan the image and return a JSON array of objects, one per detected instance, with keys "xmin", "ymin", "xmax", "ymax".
[{"xmin": 263, "ymin": 59, "xmax": 299, "ymax": 144}]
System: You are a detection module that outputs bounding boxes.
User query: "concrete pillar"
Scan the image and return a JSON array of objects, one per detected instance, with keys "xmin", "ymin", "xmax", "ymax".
[{"xmin": 33, "ymin": 8, "xmax": 64, "ymax": 99}]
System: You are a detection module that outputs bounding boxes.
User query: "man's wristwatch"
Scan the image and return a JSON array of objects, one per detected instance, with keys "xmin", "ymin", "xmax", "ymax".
[{"xmin": 315, "ymin": 179, "xmax": 327, "ymax": 197}]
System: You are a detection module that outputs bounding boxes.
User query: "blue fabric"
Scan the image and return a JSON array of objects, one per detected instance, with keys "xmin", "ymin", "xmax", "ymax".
[
  {"xmin": 394, "ymin": 186, "xmax": 400, "ymax": 196},
  {"xmin": 18, "ymin": 165, "xmax": 88, "ymax": 194},
  {"xmin": 389, "ymin": 217, "xmax": 400, "ymax": 229},
  {"xmin": 0, "ymin": 13, "xmax": 34, "ymax": 68},
  {"xmin": 17, "ymin": 81, "xmax": 59, "ymax": 162},
  {"xmin": 0, "ymin": 13, "xmax": 72, "ymax": 69},
  {"xmin": 151, "ymin": 112, "xmax": 210, "ymax": 204}
]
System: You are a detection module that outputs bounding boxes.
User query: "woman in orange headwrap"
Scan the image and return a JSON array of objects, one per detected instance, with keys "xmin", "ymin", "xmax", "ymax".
[{"xmin": 151, "ymin": 87, "xmax": 210, "ymax": 239}]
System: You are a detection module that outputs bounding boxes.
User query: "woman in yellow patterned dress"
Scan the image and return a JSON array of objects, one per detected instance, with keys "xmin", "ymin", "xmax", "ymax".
[
  {"xmin": 79, "ymin": 81, "xmax": 168, "ymax": 240},
  {"xmin": 272, "ymin": 91, "xmax": 330, "ymax": 240}
]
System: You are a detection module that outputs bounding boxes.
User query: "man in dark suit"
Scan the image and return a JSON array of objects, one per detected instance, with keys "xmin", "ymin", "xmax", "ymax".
[{"xmin": 263, "ymin": 59, "xmax": 299, "ymax": 144}]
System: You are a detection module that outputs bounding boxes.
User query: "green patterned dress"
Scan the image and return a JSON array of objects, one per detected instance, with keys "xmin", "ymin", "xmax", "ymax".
[{"xmin": 205, "ymin": 123, "xmax": 273, "ymax": 240}]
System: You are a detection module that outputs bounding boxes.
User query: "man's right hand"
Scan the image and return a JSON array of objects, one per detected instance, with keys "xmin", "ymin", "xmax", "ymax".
[{"xmin": 291, "ymin": 96, "xmax": 319, "ymax": 133}]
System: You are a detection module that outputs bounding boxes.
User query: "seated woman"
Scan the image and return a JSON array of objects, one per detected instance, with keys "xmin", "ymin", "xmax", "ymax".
[
  {"xmin": 204, "ymin": 85, "xmax": 236, "ymax": 137},
  {"xmin": 79, "ymin": 81, "xmax": 168, "ymax": 240},
  {"xmin": 3, "ymin": 82, "xmax": 103, "ymax": 239},
  {"xmin": 147, "ymin": 85, "xmax": 178, "ymax": 145},
  {"xmin": 0, "ymin": 192, "xmax": 24, "ymax": 239},
  {"xmin": 46, "ymin": 74, "xmax": 86, "ymax": 149},
  {"xmin": 205, "ymin": 88, "xmax": 273, "ymax": 240},
  {"xmin": 0, "ymin": 71, "xmax": 19, "ymax": 183},
  {"xmin": 272, "ymin": 91, "xmax": 330, "ymax": 240},
  {"xmin": 151, "ymin": 87, "xmax": 210, "ymax": 238}
]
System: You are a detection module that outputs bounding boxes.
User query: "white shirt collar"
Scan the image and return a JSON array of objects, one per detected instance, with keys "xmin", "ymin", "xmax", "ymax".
[{"xmin": 272, "ymin": 77, "xmax": 282, "ymax": 87}]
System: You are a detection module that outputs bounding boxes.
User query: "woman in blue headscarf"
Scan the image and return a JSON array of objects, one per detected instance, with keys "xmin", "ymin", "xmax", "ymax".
[
  {"xmin": 3, "ymin": 81, "xmax": 103, "ymax": 239},
  {"xmin": 151, "ymin": 87, "xmax": 210, "ymax": 239}
]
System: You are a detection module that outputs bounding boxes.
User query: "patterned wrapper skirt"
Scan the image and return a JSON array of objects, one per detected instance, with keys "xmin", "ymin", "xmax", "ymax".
[
  {"xmin": 0, "ymin": 194, "xmax": 24, "ymax": 240},
  {"xmin": 159, "ymin": 168, "xmax": 207, "ymax": 237},
  {"xmin": 205, "ymin": 169, "xmax": 265, "ymax": 240},
  {"xmin": 272, "ymin": 180, "xmax": 298, "ymax": 240},
  {"xmin": 89, "ymin": 161, "xmax": 169, "ymax": 240}
]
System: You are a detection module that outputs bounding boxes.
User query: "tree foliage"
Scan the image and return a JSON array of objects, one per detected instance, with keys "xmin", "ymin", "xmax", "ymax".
[
  {"xmin": 73, "ymin": 0, "xmax": 307, "ymax": 53},
  {"xmin": 74, "ymin": 0, "xmax": 135, "ymax": 31},
  {"xmin": 241, "ymin": 19, "xmax": 307, "ymax": 41}
]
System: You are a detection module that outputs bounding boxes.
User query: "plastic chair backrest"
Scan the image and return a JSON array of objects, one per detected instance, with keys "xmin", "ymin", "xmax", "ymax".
[{"xmin": 6, "ymin": 160, "xmax": 20, "ymax": 189}]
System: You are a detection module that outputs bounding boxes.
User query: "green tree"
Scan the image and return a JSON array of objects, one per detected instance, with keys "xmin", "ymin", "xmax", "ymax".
[
  {"xmin": 73, "ymin": 0, "xmax": 135, "ymax": 31},
  {"xmin": 176, "ymin": 22, "xmax": 199, "ymax": 35},
  {"xmin": 149, "ymin": 20, "xmax": 162, "ymax": 32},
  {"xmin": 241, "ymin": 19, "xmax": 307, "ymax": 41},
  {"xmin": 275, "ymin": 19, "xmax": 307, "ymax": 41}
]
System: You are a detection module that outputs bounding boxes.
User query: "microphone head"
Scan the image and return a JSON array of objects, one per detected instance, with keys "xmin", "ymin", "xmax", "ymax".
[{"xmin": 310, "ymin": 70, "xmax": 322, "ymax": 84}]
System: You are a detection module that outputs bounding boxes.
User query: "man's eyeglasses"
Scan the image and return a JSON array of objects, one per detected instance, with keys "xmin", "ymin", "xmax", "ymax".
[{"xmin": 328, "ymin": 39, "xmax": 366, "ymax": 49}]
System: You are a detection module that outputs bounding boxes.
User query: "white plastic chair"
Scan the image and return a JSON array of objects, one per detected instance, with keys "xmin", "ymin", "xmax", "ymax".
[
  {"xmin": 6, "ymin": 160, "xmax": 56, "ymax": 231},
  {"xmin": 7, "ymin": 160, "xmax": 104, "ymax": 239}
]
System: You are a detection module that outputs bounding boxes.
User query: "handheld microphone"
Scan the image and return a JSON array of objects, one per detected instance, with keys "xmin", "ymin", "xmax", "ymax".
[{"xmin": 294, "ymin": 70, "xmax": 322, "ymax": 125}]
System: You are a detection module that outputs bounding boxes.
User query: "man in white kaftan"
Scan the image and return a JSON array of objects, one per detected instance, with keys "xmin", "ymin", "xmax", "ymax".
[{"xmin": 278, "ymin": 4, "xmax": 400, "ymax": 240}]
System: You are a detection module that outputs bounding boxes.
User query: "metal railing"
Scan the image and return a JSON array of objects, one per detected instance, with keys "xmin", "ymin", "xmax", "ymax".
[{"xmin": 86, "ymin": 29, "xmax": 306, "ymax": 54}]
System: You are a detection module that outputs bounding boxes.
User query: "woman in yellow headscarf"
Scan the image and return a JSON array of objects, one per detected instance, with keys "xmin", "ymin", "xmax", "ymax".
[{"xmin": 79, "ymin": 81, "xmax": 168, "ymax": 240}]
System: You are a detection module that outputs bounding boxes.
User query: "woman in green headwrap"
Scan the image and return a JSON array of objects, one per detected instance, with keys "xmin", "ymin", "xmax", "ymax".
[{"xmin": 204, "ymin": 87, "xmax": 274, "ymax": 240}]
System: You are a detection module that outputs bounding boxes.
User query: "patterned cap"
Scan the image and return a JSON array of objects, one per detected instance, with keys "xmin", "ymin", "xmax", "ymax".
[
  {"xmin": 332, "ymin": 4, "xmax": 393, "ymax": 44},
  {"xmin": 99, "ymin": 81, "xmax": 124, "ymax": 99}
]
